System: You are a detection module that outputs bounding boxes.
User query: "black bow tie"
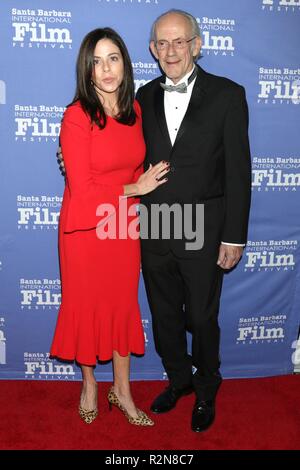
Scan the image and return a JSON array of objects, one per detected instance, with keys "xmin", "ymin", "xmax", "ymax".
[{"xmin": 160, "ymin": 67, "xmax": 197, "ymax": 93}]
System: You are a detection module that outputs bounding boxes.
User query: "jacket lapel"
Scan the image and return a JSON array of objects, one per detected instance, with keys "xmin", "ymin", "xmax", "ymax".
[
  {"xmin": 154, "ymin": 80, "xmax": 172, "ymax": 151},
  {"xmin": 171, "ymin": 66, "xmax": 208, "ymax": 152},
  {"xmin": 153, "ymin": 66, "xmax": 209, "ymax": 154}
]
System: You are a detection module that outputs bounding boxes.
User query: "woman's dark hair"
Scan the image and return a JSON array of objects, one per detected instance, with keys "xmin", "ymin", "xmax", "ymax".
[{"xmin": 71, "ymin": 27, "xmax": 136, "ymax": 129}]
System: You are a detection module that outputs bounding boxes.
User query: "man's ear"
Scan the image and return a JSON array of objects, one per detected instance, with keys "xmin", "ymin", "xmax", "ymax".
[
  {"xmin": 150, "ymin": 40, "xmax": 159, "ymax": 60},
  {"xmin": 192, "ymin": 36, "xmax": 202, "ymax": 58}
]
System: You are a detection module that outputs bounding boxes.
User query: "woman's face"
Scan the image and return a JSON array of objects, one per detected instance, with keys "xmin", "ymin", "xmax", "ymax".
[{"xmin": 92, "ymin": 38, "xmax": 124, "ymax": 100}]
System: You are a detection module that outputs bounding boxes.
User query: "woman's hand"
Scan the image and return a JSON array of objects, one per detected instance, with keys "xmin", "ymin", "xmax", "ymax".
[{"xmin": 136, "ymin": 161, "xmax": 170, "ymax": 195}]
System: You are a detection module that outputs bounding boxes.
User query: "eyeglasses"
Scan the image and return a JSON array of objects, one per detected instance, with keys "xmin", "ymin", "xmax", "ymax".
[{"xmin": 155, "ymin": 37, "xmax": 196, "ymax": 51}]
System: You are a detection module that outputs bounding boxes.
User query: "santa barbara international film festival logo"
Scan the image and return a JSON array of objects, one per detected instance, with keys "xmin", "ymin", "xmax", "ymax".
[
  {"xmin": 132, "ymin": 61, "xmax": 159, "ymax": 93},
  {"xmin": 257, "ymin": 67, "xmax": 300, "ymax": 105},
  {"xmin": 236, "ymin": 314, "xmax": 286, "ymax": 344},
  {"xmin": 24, "ymin": 352, "xmax": 76, "ymax": 380},
  {"xmin": 196, "ymin": 15, "xmax": 235, "ymax": 56},
  {"xmin": 252, "ymin": 156, "xmax": 300, "ymax": 192},
  {"xmin": 11, "ymin": 7, "xmax": 72, "ymax": 49},
  {"xmin": 17, "ymin": 195, "xmax": 61, "ymax": 231},
  {"xmin": 0, "ymin": 317, "xmax": 7, "ymax": 365},
  {"xmin": 14, "ymin": 104, "xmax": 64, "ymax": 143},
  {"xmin": 244, "ymin": 239, "xmax": 297, "ymax": 272},
  {"xmin": 20, "ymin": 278, "xmax": 61, "ymax": 311},
  {"xmin": 262, "ymin": 0, "xmax": 300, "ymax": 11}
]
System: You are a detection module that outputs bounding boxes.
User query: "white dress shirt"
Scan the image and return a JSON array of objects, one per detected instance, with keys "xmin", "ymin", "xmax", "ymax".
[
  {"xmin": 164, "ymin": 67, "xmax": 197, "ymax": 146},
  {"xmin": 163, "ymin": 67, "xmax": 245, "ymax": 248}
]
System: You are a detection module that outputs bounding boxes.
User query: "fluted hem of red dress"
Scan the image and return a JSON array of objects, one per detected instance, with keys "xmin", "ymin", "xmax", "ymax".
[
  {"xmin": 49, "ymin": 347, "xmax": 145, "ymax": 367},
  {"xmin": 50, "ymin": 301, "xmax": 145, "ymax": 367}
]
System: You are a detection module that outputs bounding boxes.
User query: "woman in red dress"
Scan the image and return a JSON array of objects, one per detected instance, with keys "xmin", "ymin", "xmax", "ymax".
[{"xmin": 50, "ymin": 28, "xmax": 169, "ymax": 425}]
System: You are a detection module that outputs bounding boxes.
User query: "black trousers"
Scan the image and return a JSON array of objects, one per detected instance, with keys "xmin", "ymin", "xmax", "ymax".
[{"xmin": 142, "ymin": 249, "xmax": 224, "ymax": 401}]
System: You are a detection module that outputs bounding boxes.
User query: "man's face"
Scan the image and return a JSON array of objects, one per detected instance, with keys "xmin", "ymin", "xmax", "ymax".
[{"xmin": 150, "ymin": 13, "xmax": 201, "ymax": 84}]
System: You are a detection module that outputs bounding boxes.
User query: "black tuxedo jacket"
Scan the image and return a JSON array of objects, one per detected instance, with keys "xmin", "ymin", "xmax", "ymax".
[{"xmin": 136, "ymin": 65, "xmax": 251, "ymax": 258}]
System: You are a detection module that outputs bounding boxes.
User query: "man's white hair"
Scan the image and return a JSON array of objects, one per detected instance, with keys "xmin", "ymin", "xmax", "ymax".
[{"xmin": 150, "ymin": 9, "xmax": 201, "ymax": 43}]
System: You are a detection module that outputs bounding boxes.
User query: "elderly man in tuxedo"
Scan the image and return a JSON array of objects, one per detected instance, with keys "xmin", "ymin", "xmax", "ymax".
[{"xmin": 136, "ymin": 9, "xmax": 251, "ymax": 432}]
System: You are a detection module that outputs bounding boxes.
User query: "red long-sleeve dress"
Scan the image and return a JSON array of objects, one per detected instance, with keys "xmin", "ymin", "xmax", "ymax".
[{"xmin": 50, "ymin": 100, "xmax": 145, "ymax": 365}]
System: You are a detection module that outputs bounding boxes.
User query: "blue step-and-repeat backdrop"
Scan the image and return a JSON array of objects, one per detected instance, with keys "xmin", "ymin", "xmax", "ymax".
[{"xmin": 0, "ymin": 0, "xmax": 299, "ymax": 382}]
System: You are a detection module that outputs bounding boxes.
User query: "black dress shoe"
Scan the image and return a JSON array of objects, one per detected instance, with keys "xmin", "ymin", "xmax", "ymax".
[
  {"xmin": 191, "ymin": 399, "xmax": 215, "ymax": 432},
  {"xmin": 150, "ymin": 385, "xmax": 194, "ymax": 414}
]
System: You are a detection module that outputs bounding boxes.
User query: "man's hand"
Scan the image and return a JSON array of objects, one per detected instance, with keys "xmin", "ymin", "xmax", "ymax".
[{"xmin": 217, "ymin": 244, "xmax": 244, "ymax": 270}]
